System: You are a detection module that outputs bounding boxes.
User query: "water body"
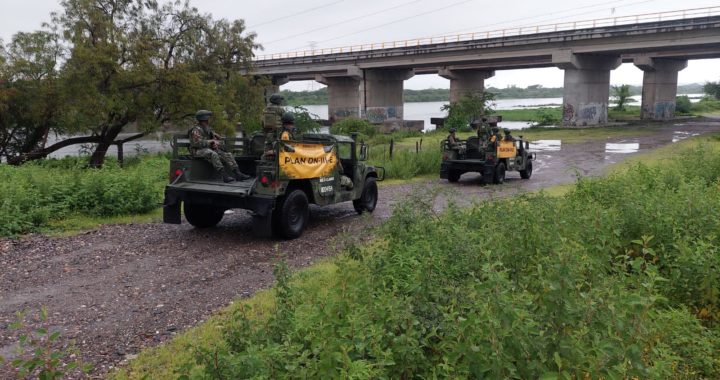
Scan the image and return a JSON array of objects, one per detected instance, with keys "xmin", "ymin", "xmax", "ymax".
[
  {"xmin": 47, "ymin": 95, "xmax": 705, "ymax": 158},
  {"xmin": 305, "ymin": 94, "xmax": 705, "ymax": 132}
]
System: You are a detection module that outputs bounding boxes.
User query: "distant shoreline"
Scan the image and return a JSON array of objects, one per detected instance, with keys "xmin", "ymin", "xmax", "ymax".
[{"xmin": 282, "ymin": 84, "xmax": 705, "ymax": 106}]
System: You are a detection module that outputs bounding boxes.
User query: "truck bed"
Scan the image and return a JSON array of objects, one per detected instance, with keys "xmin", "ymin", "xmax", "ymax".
[{"xmin": 168, "ymin": 177, "xmax": 256, "ymax": 197}]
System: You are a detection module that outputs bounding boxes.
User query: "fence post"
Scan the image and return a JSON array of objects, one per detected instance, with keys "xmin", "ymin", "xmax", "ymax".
[
  {"xmin": 420, "ymin": 138, "xmax": 423, "ymax": 151},
  {"xmin": 415, "ymin": 141, "xmax": 419, "ymax": 154},
  {"xmin": 389, "ymin": 138, "xmax": 394, "ymax": 159},
  {"xmin": 116, "ymin": 143, "xmax": 124, "ymax": 167}
]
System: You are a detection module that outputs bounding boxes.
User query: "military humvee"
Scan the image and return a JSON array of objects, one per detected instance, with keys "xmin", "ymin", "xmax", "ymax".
[
  {"xmin": 440, "ymin": 130, "xmax": 534, "ymax": 184},
  {"xmin": 163, "ymin": 132, "xmax": 384, "ymax": 239}
]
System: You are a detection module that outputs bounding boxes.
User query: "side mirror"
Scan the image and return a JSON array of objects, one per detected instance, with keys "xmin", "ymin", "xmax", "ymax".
[{"xmin": 359, "ymin": 143, "xmax": 368, "ymax": 161}]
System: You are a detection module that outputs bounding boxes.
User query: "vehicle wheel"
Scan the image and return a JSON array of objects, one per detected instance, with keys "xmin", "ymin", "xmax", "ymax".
[
  {"xmin": 447, "ymin": 170, "xmax": 461, "ymax": 183},
  {"xmin": 353, "ymin": 177, "xmax": 378, "ymax": 214},
  {"xmin": 520, "ymin": 160, "xmax": 533, "ymax": 179},
  {"xmin": 277, "ymin": 189, "xmax": 309, "ymax": 239},
  {"xmin": 493, "ymin": 162, "xmax": 506, "ymax": 184},
  {"xmin": 184, "ymin": 203, "xmax": 224, "ymax": 228}
]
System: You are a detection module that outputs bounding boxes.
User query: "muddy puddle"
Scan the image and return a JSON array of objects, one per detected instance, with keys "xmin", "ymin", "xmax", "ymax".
[{"xmin": 529, "ymin": 140, "xmax": 562, "ymax": 151}]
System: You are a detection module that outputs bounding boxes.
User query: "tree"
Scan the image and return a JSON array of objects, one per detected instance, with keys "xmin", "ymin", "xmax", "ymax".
[
  {"xmin": 441, "ymin": 91, "xmax": 496, "ymax": 131},
  {"xmin": 0, "ymin": 31, "xmax": 63, "ymax": 164},
  {"xmin": 704, "ymin": 81, "xmax": 720, "ymax": 100},
  {"xmin": 611, "ymin": 84, "xmax": 636, "ymax": 111}
]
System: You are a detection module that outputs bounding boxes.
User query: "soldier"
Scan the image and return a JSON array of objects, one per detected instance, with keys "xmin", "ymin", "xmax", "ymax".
[
  {"xmin": 503, "ymin": 128, "xmax": 515, "ymax": 142},
  {"xmin": 189, "ymin": 110, "xmax": 250, "ymax": 183},
  {"xmin": 279, "ymin": 112, "xmax": 295, "ymax": 141},
  {"xmin": 489, "ymin": 126, "xmax": 501, "ymax": 145},
  {"xmin": 262, "ymin": 94, "xmax": 285, "ymax": 159},
  {"xmin": 446, "ymin": 128, "xmax": 459, "ymax": 149}
]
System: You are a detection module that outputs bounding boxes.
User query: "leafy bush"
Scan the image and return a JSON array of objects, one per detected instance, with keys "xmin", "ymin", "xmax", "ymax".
[
  {"xmin": 187, "ymin": 144, "xmax": 720, "ymax": 379},
  {"xmin": 442, "ymin": 92, "xmax": 496, "ymax": 132},
  {"xmin": 676, "ymin": 95, "xmax": 692, "ymax": 114},
  {"xmin": 530, "ymin": 107, "xmax": 561, "ymax": 127},
  {"xmin": 691, "ymin": 97, "xmax": 720, "ymax": 113},
  {"xmin": 0, "ymin": 155, "xmax": 167, "ymax": 236},
  {"xmin": 330, "ymin": 118, "xmax": 377, "ymax": 138}
]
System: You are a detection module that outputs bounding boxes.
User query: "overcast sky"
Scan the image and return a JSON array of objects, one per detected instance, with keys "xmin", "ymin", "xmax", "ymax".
[{"xmin": 1, "ymin": 0, "xmax": 718, "ymax": 91}]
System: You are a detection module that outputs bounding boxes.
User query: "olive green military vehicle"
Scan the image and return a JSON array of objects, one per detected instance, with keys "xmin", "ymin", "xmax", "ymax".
[
  {"xmin": 440, "ymin": 130, "xmax": 534, "ymax": 184},
  {"xmin": 163, "ymin": 132, "xmax": 384, "ymax": 239}
]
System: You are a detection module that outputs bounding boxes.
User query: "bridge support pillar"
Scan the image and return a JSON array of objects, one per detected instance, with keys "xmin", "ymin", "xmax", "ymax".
[
  {"xmin": 316, "ymin": 67, "xmax": 363, "ymax": 122},
  {"xmin": 264, "ymin": 75, "xmax": 289, "ymax": 100},
  {"xmin": 362, "ymin": 69, "xmax": 414, "ymax": 123},
  {"xmin": 439, "ymin": 68, "xmax": 495, "ymax": 103},
  {"xmin": 634, "ymin": 57, "xmax": 687, "ymax": 120},
  {"xmin": 553, "ymin": 51, "xmax": 621, "ymax": 126}
]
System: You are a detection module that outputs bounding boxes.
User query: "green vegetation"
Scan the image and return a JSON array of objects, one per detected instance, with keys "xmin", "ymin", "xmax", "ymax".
[
  {"xmin": 0, "ymin": 155, "xmax": 167, "ymax": 236},
  {"xmin": 115, "ymin": 137, "xmax": 720, "ymax": 379},
  {"xmin": 704, "ymin": 81, "xmax": 720, "ymax": 100},
  {"xmin": 1, "ymin": 307, "xmax": 92, "ymax": 378},
  {"xmin": 442, "ymin": 92, "xmax": 495, "ymax": 132},
  {"xmin": 611, "ymin": 84, "xmax": 636, "ymax": 111},
  {"xmin": 1, "ymin": 1, "xmax": 263, "ymax": 167},
  {"xmin": 330, "ymin": 118, "xmax": 378, "ymax": 138}
]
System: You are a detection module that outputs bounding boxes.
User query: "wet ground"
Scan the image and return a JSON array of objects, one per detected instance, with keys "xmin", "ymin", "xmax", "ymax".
[{"xmin": 1, "ymin": 120, "xmax": 719, "ymax": 378}]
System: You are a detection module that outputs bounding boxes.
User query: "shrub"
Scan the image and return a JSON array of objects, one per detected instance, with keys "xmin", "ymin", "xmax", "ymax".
[
  {"xmin": 187, "ymin": 145, "xmax": 720, "ymax": 379},
  {"xmin": 676, "ymin": 95, "xmax": 692, "ymax": 114},
  {"xmin": 330, "ymin": 118, "xmax": 377, "ymax": 138},
  {"xmin": 0, "ymin": 155, "xmax": 167, "ymax": 236}
]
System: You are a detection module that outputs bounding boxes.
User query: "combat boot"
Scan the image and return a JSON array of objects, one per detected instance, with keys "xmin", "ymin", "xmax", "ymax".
[
  {"xmin": 234, "ymin": 169, "xmax": 251, "ymax": 181},
  {"xmin": 219, "ymin": 169, "xmax": 235, "ymax": 183}
]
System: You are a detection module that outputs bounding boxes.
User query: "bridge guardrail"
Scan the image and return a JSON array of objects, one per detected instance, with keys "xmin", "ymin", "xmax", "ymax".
[{"xmin": 255, "ymin": 6, "xmax": 720, "ymax": 61}]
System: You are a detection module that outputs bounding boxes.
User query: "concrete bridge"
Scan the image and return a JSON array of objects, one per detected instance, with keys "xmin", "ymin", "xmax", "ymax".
[{"xmin": 252, "ymin": 7, "xmax": 720, "ymax": 126}]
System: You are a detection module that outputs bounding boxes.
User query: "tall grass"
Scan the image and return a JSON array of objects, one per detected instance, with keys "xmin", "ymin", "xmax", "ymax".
[
  {"xmin": 0, "ymin": 155, "xmax": 168, "ymax": 236},
  {"xmin": 178, "ymin": 145, "xmax": 720, "ymax": 379}
]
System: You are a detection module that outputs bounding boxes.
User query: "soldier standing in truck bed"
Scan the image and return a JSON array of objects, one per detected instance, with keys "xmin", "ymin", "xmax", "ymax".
[
  {"xmin": 262, "ymin": 93, "xmax": 285, "ymax": 158},
  {"xmin": 189, "ymin": 110, "xmax": 250, "ymax": 183}
]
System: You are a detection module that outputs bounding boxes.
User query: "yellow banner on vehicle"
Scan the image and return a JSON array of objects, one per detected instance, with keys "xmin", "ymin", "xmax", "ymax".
[
  {"xmin": 497, "ymin": 140, "xmax": 517, "ymax": 159},
  {"xmin": 279, "ymin": 143, "xmax": 337, "ymax": 179}
]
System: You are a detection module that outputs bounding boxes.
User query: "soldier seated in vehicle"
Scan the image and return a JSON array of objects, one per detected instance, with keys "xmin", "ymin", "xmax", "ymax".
[
  {"xmin": 446, "ymin": 128, "xmax": 466, "ymax": 154},
  {"xmin": 279, "ymin": 112, "xmax": 295, "ymax": 141},
  {"xmin": 489, "ymin": 126, "xmax": 501, "ymax": 148},
  {"xmin": 188, "ymin": 110, "xmax": 250, "ymax": 183}
]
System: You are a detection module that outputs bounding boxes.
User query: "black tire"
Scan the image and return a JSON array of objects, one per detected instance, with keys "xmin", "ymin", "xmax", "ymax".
[
  {"xmin": 277, "ymin": 189, "xmax": 309, "ymax": 239},
  {"xmin": 353, "ymin": 177, "xmax": 378, "ymax": 214},
  {"xmin": 184, "ymin": 203, "xmax": 224, "ymax": 228},
  {"xmin": 493, "ymin": 162, "xmax": 506, "ymax": 184},
  {"xmin": 520, "ymin": 160, "xmax": 533, "ymax": 179},
  {"xmin": 447, "ymin": 170, "xmax": 461, "ymax": 183}
]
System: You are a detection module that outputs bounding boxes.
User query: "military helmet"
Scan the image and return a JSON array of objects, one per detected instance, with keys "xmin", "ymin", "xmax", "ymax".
[
  {"xmin": 269, "ymin": 93, "xmax": 284, "ymax": 105},
  {"xmin": 449, "ymin": 128, "xmax": 457, "ymax": 133},
  {"xmin": 491, "ymin": 126, "xmax": 499, "ymax": 132},
  {"xmin": 281, "ymin": 112, "xmax": 295, "ymax": 124},
  {"xmin": 503, "ymin": 128, "xmax": 511, "ymax": 134},
  {"xmin": 195, "ymin": 109, "xmax": 212, "ymax": 121}
]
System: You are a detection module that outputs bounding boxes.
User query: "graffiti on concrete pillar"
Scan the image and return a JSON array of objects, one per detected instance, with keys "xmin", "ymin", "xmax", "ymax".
[
  {"xmin": 364, "ymin": 106, "xmax": 402, "ymax": 123},
  {"xmin": 653, "ymin": 101, "xmax": 675, "ymax": 119},
  {"xmin": 562, "ymin": 103, "xmax": 574, "ymax": 123},
  {"xmin": 331, "ymin": 107, "xmax": 360, "ymax": 120},
  {"xmin": 575, "ymin": 103, "xmax": 606, "ymax": 125}
]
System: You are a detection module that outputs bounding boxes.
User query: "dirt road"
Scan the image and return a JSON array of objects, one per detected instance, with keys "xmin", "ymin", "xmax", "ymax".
[{"xmin": 1, "ymin": 121, "xmax": 719, "ymax": 377}]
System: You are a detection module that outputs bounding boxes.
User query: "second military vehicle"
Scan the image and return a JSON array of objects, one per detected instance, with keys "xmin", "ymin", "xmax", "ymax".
[
  {"xmin": 163, "ymin": 132, "xmax": 384, "ymax": 239},
  {"xmin": 440, "ymin": 128, "xmax": 534, "ymax": 184}
]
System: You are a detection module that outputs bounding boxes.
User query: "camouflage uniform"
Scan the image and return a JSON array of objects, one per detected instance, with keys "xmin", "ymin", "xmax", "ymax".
[
  {"xmin": 189, "ymin": 124, "xmax": 240, "ymax": 173},
  {"xmin": 262, "ymin": 94, "xmax": 285, "ymax": 157},
  {"xmin": 189, "ymin": 110, "xmax": 248, "ymax": 182}
]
